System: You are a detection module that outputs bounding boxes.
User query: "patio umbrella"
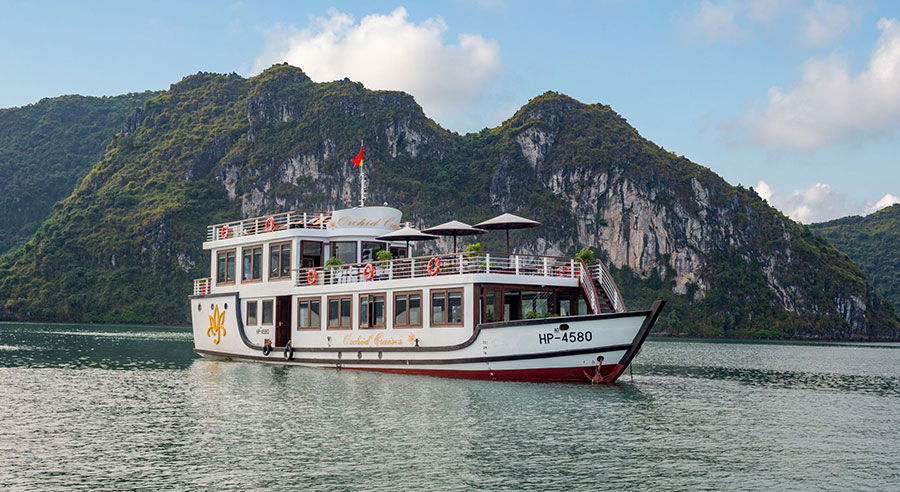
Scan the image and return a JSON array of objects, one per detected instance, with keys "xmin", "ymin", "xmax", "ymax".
[
  {"xmin": 474, "ymin": 213, "xmax": 541, "ymax": 253},
  {"xmin": 422, "ymin": 220, "xmax": 486, "ymax": 252},
  {"xmin": 376, "ymin": 223, "xmax": 438, "ymax": 257}
]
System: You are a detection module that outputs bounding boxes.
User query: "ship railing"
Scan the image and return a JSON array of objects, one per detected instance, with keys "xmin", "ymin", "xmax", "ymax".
[
  {"xmin": 206, "ymin": 211, "xmax": 331, "ymax": 242},
  {"xmin": 294, "ymin": 252, "xmax": 586, "ymax": 287},
  {"xmin": 589, "ymin": 262, "xmax": 626, "ymax": 313},
  {"xmin": 193, "ymin": 277, "xmax": 212, "ymax": 295}
]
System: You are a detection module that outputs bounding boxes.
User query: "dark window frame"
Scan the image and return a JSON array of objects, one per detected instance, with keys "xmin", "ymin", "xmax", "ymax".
[
  {"xmin": 268, "ymin": 241, "xmax": 293, "ymax": 280},
  {"xmin": 431, "ymin": 288, "xmax": 464, "ymax": 327},
  {"xmin": 331, "ymin": 241, "xmax": 358, "ymax": 265},
  {"xmin": 359, "ymin": 292, "xmax": 387, "ymax": 330},
  {"xmin": 246, "ymin": 300, "xmax": 258, "ymax": 326},
  {"xmin": 393, "ymin": 290, "xmax": 423, "ymax": 328},
  {"xmin": 261, "ymin": 299, "xmax": 274, "ymax": 325},
  {"xmin": 296, "ymin": 296, "xmax": 322, "ymax": 331},
  {"xmin": 327, "ymin": 295, "xmax": 353, "ymax": 330},
  {"xmin": 241, "ymin": 244, "xmax": 263, "ymax": 283},
  {"xmin": 216, "ymin": 249, "xmax": 236, "ymax": 285}
]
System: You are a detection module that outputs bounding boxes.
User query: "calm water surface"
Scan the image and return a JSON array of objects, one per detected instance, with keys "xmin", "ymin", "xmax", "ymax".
[{"xmin": 1, "ymin": 322, "xmax": 898, "ymax": 491}]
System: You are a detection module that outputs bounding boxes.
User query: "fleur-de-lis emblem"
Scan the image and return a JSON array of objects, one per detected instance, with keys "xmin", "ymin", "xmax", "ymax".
[{"xmin": 206, "ymin": 304, "xmax": 226, "ymax": 344}]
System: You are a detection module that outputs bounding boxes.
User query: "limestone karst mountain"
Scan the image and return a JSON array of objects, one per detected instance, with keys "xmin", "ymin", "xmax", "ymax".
[
  {"xmin": 0, "ymin": 64, "xmax": 896, "ymax": 338},
  {"xmin": 0, "ymin": 92, "xmax": 159, "ymax": 254}
]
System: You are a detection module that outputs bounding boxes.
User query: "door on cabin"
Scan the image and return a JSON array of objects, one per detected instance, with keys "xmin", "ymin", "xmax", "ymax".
[{"xmin": 275, "ymin": 295, "xmax": 292, "ymax": 346}]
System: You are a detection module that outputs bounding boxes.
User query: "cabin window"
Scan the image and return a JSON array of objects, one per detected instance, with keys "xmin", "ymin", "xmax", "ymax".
[
  {"xmin": 242, "ymin": 245, "xmax": 263, "ymax": 282},
  {"xmin": 246, "ymin": 301, "xmax": 258, "ymax": 325},
  {"xmin": 261, "ymin": 300, "xmax": 273, "ymax": 325},
  {"xmin": 431, "ymin": 289, "xmax": 463, "ymax": 326},
  {"xmin": 522, "ymin": 291, "xmax": 553, "ymax": 318},
  {"xmin": 558, "ymin": 297, "xmax": 573, "ymax": 316},
  {"xmin": 359, "ymin": 293, "xmax": 386, "ymax": 329},
  {"xmin": 269, "ymin": 242, "xmax": 292, "ymax": 280},
  {"xmin": 504, "ymin": 291, "xmax": 522, "ymax": 321},
  {"xmin": 332, "ymin": 241, "xmax": 358, "ymax": 264},
  {"xmin": 297, "ymin": 297, "xmax": 321, "ymax": 330},
  {"xmin": 394, "ymin": 291, "xmax": 422, "ymax": 328},
  {"xmin": 216, "ymin": 249, "xmax": 236, "ymax": 284},
  {"xmin": 301, "ymin": 240, "xmax": 323, "ymax": 268},
  {"xmin": 361, "ymin": 242, "xmax": 388, "ymax": 262},
  {"xmin": 483, "ymin": 289, "xmax": 499, "ymax": 323},
  {"xmin": 327, "ymin": 295, "xmax": 352, "ymax": 329}
]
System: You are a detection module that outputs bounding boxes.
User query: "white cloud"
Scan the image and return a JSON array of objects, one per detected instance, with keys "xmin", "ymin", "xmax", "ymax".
[
  {"xmin": 684, "ymin": 1, "xmax": 861, "ymax": 45},
  {"xmin": 865, "ymin": 193, "xmax": 900, "ymax": 214},
  {"xmin": 802, "ymin": 0, "xmax": 861, "ymax": 46},
  {"xmin": 756, "ymin": 180, "xmax": 898, "ymax": 223},
  {"xmin": 749, "ymin": 18, "xmax": 900, "ymax": 148},
  {"xmin": 252, "ymin": 8, "xmax": 503, "ymax": 132},
  {"xmin": 690, "ymin": 1, "xmax": 744, "ymax": 42}
]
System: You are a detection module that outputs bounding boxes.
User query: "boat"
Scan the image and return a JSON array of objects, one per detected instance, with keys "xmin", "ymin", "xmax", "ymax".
[{"xmin": 190, "ymin": 204, "xmax": 664, "ymax": 383}]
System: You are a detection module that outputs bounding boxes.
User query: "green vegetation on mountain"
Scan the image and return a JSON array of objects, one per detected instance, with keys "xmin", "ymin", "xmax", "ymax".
[
  {"xmin": 809, "ymin": 204, "xmax": 900, "ymax": 309},
  {"xmin": 0, "ymin": 65, "xmax": 896, "ymax": 338},
  {"xmin": 0, "ymin": 92, "xmax": 159, "ymax": 254}
]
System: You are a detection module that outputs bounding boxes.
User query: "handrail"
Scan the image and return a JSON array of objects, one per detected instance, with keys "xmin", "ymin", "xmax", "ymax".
[
  {"xmin": 577, "ymin": 260, "xmax": 602, "ymax": 314},
  {"xmin": 206, "ymin": 210, "xmax": 332, "ymax": 241},
  {"xmin": 193, "ymin": 277, "xmax": 211, "ymax": 295},
  {"xmin": 293, "ymin": 252, "xmax": 582, "ymax": 287},
  {"xmin": 590, "ymin": 262, "xmax": 626, "ymax": 312}
]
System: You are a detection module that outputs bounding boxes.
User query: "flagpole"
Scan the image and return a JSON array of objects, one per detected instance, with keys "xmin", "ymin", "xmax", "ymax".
[{"xmin": 359, "ymin": 139, "xmax": 366, "ymax": 207}]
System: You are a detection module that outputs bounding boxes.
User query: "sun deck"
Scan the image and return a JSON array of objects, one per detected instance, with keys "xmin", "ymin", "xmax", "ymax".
[{"xmin": 206, "ymin": 210, "xmax": 332, "ymax": 242}]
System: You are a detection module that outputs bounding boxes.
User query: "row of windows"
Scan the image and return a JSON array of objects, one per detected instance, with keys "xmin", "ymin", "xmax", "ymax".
[
  {"xmin": 246, "ymin": 289, "xmax": 463, "ymax": 330},
  {"xmin": 218, "ymin": 241, "xmax": 412, "ymax": 285},
  {"xmin": 217, "ymin": 242, "xmax": 291, "ymax": 284},
  {"xmin": 245, "ymin": 299, "xmax": 273, "ymax": 326}
]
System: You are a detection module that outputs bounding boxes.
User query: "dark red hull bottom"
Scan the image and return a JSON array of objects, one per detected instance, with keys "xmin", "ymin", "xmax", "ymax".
[{"xmin": 329, "ymin": 363, "xmax": 627, "ymax": 383}]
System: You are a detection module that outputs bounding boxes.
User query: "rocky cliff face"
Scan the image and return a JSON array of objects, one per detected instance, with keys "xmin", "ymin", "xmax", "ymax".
[{"xmin": 1, "ymin": 65, "xmax": 896, "ymax": 338}]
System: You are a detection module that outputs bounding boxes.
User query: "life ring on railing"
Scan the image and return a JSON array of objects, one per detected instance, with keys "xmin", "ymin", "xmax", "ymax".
[
  {"xmin": 283, "ymin": 342, "xmax": 293, "ymax": 360},
  {"xmin": 219, "ymin": 224, "xmax": 231, "ymax": 239},
  {"xmin": 306, "ymin": 269, "xmax": 318, "ymax": 285},
  {"xmin": 555, "ymin": 265, "xmax": 570, "ymax": 277},
  {"xmin": 363, "ymin": 263, "xmax": 375, "ymax": 281},
  {"xmin": 427, "ymin": 257, "xmax": 441, "ymax": 276},
  {"xmin": 265, "ymin": 216, "xmax": 275, "ymax": 232}
]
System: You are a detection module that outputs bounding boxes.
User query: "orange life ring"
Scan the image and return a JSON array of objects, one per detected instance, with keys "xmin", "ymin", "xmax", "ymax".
[
  {"xmin": 555, "ymin": 266, "xmax": 570, "ymax": 277},
  {"xmin": 219, "ymin": 225, "xmax": 231, "ymax": 239},
  {"xmin": 265, "ymin": 217, "xmax": 275, "ymax": 232},
  {"xmin": 427, "ymin": 257, "xmax": 441, "ymax": 276},
  {"xmin": 363, "ymin": 263, "xmax": 375, "ymax": 280},
  {"xmin": 306, "ymin": 269, "xmax": 318, "ymax": 285}
]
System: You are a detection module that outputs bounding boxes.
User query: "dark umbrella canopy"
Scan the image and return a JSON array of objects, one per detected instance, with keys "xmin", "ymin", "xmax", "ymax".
[
  {"xmin": 474, "ymin": 213, "xmax": 541, "ymax": 253},
  {"xmin": 376, "ymin": 224, "xmax": 438, "ymax": 257},
  {"xmin": 422, "ymin": 220, "xmax": 486, "ymax": 252}
]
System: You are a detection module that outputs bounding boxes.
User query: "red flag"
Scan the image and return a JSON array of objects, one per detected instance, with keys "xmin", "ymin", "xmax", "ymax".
[{"xmin": 351, "ymin": 145, "xmax": 364, "ymax": 168}]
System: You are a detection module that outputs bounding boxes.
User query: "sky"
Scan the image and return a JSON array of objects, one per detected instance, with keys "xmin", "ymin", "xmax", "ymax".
[{"xmin": 1, "ymin": 0, "xmax": 898, "ymax": 223}]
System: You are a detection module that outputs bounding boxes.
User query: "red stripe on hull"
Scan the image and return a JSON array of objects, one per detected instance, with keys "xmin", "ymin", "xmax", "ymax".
[{"xmin": 328, "ymin": 363, "xmax": 627, "ymax": 383}]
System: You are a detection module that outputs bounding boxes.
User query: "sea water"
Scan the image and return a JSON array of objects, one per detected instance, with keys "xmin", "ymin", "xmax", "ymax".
[{"xmin": 1, "ymin": 322, "xmax": 898, "ymax": 490}]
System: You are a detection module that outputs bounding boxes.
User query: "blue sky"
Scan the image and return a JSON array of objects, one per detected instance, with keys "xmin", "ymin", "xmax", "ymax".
[{"xmin": 1, "ymin": 0, "xmax": 898, "ymax": 222}]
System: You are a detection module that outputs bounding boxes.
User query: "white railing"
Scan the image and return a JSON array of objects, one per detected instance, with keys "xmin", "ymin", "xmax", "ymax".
[
  {"xmin": 193, "ymin": 277, "xmax": 211, "ymax": 295},
  {"xmin": 578, "ymin": 261, "xmax": 602, "ymax": 314},
  {"xmin": 206, "ymin": 211, "xmax": 331, "ymax": 241},
  {"xmin": 294, "ymin": 252, "xmax": 582, "ymax": 287},
  {"xmin": 590, "ymin": 262, "xmax": 626, "ymax": 313}
]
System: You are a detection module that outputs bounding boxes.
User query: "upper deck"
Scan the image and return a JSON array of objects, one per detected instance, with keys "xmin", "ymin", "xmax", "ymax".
[{"xmin": 206, "ymin": 210, "xmax": 332, "ymax": 242}]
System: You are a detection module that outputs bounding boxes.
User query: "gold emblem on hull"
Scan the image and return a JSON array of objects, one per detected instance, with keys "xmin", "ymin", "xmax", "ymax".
[{"xmin": 206, "ymin": 304, "xmax": 226, "ymax": 344}]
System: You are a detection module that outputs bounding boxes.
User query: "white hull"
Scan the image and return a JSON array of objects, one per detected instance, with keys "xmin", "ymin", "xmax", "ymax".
[{"xmin": 191, "ymin": 292, "xmax": 664, "ymax": 383}]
